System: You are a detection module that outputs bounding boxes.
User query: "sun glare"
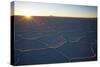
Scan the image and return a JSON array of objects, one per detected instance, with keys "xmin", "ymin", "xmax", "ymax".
[
  {"xmin": 25, "ymin": 15, "xmax": 31, "ymax": 18},
  {"xmin": 24, "ymin": 15, "xmax": 32, "ymax": 20},
  {"xmin": 21, "ymin": 8, "xmax": 33, "ymax": 19}
]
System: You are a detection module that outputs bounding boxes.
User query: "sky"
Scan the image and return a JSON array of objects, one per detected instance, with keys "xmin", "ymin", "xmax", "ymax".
[{"xmin": 11, "ymin": 1, "xmax": 97, "ymax": 18}]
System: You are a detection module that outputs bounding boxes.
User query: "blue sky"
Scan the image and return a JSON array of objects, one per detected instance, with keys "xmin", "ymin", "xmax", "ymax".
[{"xmin": 12, "ymin": 1, "xmax": 97, "ymax": 18}]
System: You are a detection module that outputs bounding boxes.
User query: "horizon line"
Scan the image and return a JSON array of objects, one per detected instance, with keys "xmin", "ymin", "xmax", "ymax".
[{"xmin": 11, "ymin": 15, "xmax": 97, "ymax": 19}]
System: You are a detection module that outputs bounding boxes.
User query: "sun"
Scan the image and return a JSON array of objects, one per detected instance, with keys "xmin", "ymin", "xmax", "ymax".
[
  {"xmin": 25, "ymin": 15, "xmax": 31, "ymax": 18},
  {"xmin": 24, "ymin": 15, "xmax": 32, "ymax": 20},
  {"xmin": 22, "ymin": 9, "xmax": 33, "ymax": 19}
]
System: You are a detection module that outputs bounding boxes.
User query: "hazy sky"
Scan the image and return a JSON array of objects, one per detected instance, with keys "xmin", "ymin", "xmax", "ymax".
[{"xmin": 11, "ymin": 1, "xmax": 97, "ymax": 18}]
